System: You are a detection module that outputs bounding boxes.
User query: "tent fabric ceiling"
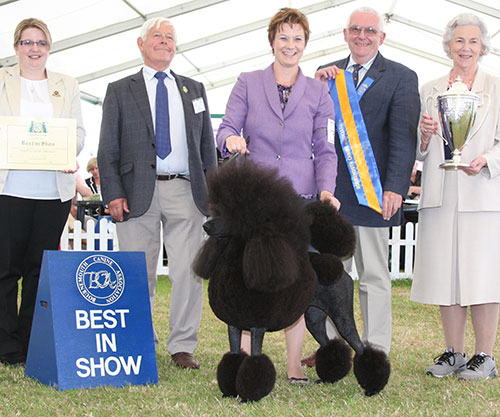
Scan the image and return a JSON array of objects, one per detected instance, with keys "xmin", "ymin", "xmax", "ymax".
[{"xmin": 1, "ymin": 0, "xmax": 499, "ymax": 161}]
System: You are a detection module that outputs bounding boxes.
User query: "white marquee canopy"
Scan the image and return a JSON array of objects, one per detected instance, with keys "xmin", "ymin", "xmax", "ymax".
[{"xmin": 1, "ymin": 0, "xmax": 499, "ymax": 164}]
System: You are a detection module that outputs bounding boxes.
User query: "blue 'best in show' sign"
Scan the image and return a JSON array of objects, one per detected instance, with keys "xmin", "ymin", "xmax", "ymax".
[{"xmin": 25, "ymin": 251, "xmax": 158, "ymax": 390}]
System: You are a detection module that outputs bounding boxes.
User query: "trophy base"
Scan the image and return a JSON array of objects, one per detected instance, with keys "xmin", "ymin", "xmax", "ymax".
[{"xmin": 439, "ymin": 160, "xmax": 469, "ymax": 170}]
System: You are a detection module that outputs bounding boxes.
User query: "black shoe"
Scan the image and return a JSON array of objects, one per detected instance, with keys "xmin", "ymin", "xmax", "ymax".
[{"xmin": 0, "ymin": 351, "xmax": 27, "ymax": 367}]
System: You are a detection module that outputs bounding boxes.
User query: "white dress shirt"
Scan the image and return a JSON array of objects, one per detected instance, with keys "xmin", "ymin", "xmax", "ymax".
[{"xmin": 346, "ymin": 54, "xmax": 377, "ymax": 87}]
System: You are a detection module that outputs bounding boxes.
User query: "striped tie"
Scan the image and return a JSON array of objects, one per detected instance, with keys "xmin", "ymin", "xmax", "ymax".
[{"xmin": 352, "ymin": 64, "xmax": 362, "ymax": 88}]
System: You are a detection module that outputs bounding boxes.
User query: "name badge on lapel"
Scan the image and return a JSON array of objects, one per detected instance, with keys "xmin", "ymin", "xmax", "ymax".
[{"xmin": 192, "ymin": 97, "xmax": 205, "ymax": 114}]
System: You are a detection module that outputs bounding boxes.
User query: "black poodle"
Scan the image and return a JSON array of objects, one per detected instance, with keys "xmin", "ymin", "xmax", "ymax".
[{"xmin": 193, "ymin": 159, "xmax": 390, "ymax": 402}]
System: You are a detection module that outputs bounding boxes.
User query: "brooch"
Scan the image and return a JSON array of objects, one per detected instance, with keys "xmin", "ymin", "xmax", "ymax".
[
  {"xmin": 182, "ymin": 86, "xmax": 188, "ymax": 93},
  {"xmin": 52, "ymin": 91, "xmax": 61, "ymax": 97}
]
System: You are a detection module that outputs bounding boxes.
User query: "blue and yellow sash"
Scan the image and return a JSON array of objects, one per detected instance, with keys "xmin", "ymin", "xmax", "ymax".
[{"xmin": 329, "ymin": 70, "xmax": 383, "ymax": 214}]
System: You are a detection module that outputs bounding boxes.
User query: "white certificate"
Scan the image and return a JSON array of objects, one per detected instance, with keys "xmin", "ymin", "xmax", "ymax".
[{"xmin": 0, "ymin": 116, "xmax": 77, "ymax": 170}]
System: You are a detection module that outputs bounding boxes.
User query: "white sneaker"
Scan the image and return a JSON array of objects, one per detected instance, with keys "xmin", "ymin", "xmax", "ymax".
[{"xmin": 458, "ymin": 354, "xmax": 497, "ymax": 381}]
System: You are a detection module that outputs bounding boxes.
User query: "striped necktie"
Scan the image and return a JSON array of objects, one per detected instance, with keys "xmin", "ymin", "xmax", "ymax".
[{"xmin": 352, "ymin": 64, "xmax": 362, "ymax": 88}]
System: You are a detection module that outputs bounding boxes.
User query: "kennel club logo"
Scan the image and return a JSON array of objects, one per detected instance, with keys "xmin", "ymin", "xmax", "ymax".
[
  {"xmin": 29, "ymin": 120, "xmax": 48, "ymax": 134},
  {"xmin": 76, "ymin": 255, "xmax": 125, "ymax": 306}
]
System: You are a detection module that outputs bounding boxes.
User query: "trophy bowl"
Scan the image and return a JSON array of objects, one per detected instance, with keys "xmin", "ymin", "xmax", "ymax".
[{"xmin": 437, "ymin": 79, "xmax": 480, "ymax": 170}]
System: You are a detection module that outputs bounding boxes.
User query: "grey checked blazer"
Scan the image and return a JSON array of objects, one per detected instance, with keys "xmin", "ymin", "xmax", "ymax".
[{"xmin": 98, "ymin": 69, "xmax": 217, "ymax": 220}]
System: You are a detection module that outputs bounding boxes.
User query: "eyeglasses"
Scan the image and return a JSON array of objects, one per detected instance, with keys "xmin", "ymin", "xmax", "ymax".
[
  {"xmin": 19, "ymin": 39, "xmax": 49, "ymax": 48},
  {"xmin": 348, "ymin": 26, "xmax": 379, "ymax": 37}
]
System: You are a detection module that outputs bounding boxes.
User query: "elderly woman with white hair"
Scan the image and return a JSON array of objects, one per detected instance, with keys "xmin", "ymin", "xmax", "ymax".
[{"xmin": 411, "ymin": 13, "xmax": 500, "ymax": 380}]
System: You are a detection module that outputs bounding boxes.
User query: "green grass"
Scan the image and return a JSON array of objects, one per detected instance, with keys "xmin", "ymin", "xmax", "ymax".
[{"xmin": 1, "ymin": 278, "xmax": 499, "ymax": 416}]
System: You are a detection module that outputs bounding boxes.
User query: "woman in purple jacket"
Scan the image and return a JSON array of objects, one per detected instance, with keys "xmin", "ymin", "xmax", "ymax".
[{"xmin": 216, "ymin": 7, "xmax": 339, "ymax": 385}]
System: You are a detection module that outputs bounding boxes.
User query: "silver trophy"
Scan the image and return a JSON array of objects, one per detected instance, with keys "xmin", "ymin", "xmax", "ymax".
[{"xmin": 436, "ymin": 78, "xmax": 480, "ymax": 170}]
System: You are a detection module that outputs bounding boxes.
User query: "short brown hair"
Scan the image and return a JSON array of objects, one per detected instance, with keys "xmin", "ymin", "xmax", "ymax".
[
  {"xmin": 13, "ymin": 18, "xmax": 52, "ymax": 49},
  {"xmin": 268, "ymin": 8, "xmax": 310, "ymax": 47}
]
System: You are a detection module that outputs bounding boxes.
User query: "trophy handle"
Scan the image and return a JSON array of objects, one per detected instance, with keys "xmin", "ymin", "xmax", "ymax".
[
  {"xmin": 425, "ymin": 95, "xmax": 435, "ymax": 113},
  {"xmin": 467, "ymin": 93, "xmax": 490, "ymax": 141},
  {"xmin": 425, "ymin": 95, "xmax": 449, "ymax": 147}
]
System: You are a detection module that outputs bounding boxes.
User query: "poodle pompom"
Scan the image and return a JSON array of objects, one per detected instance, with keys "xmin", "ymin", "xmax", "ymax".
[
  {"xmin": 315, "ymin": 338, "xmax": 352, "ymax": 383},
  {"xmin": 243, "ymin": 235, "xmax": 300, "ymax": 292},
  {"xmin": 235, "ymin": 354, "xmax": 276, "ymax": 402},
  {"xmin": 217, "ymin": 351, "xmax": 248, "ymax": 397},
  {"xmin": 309, "ymin": 252, "xmax": 344, "ymax": 285},
  {"xmin": 305, "ymin": 201, "xmax": 356, "ymax": 258},
  {"xmin": 353, "ymin": 344, "xmax": 391, "ymax": 396}
]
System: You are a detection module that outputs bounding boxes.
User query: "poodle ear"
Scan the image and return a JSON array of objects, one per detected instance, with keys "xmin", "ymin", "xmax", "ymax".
[
  {"xmin": 242, "ymin": 235, "xmax": 299, "ymax": 292},
  {"xmin": 309, "ymin": 252, "xmax": 344, "ymax": 285},
  {"xmin": 193, "ymin": 237, "xmax": 223, "ymax": 279}
]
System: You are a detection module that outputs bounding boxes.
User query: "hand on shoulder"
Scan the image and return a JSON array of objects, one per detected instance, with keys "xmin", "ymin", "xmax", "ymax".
[{"xmin": 315, "ymin": 65, "xmax": 341, "ymax": 84}]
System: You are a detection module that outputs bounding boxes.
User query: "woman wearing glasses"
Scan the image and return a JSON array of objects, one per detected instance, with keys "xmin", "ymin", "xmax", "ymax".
[
  {"xmin": 0, "ymin": 18, "xmax": 85, "ymax": 366},
  {"xmin": 216, "ymin": 8, "xmax": 339, "ymax": 385}
]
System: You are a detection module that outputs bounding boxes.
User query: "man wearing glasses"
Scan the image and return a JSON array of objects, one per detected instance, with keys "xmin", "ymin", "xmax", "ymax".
[{"xmin": 307, "ymin": 7, "xmax": 420, "ymax": 357}]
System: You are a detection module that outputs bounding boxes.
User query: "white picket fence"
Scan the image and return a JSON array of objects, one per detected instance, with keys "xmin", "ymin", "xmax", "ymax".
[
  {"xmin": 60, "ymin": 218, "xmax": 169, "ymax": 275},
  {"xmin": 389, "ymin": 222, "xmax": 418, "ymax": 279},
  {"xmin": 60, "ymin": 218, "xmax": 418, "ymax": 279}
]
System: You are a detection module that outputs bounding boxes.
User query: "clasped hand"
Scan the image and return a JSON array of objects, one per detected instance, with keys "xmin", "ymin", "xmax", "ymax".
[{"xmin": 226, "ymin": 135, "xmax": 250, "ymax": 155}]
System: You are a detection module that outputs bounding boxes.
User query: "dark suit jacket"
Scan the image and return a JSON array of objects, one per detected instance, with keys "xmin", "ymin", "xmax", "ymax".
[
  {"xmin": 321, "ymin": 53, "xmax": 420, "ymax": 227},
  {"xmin": 97, "ymin": 69, "xmax": 217, "ymax": 220}
]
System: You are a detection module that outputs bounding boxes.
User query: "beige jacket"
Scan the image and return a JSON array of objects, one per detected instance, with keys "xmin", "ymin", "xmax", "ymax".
[
  {"xmin": 0, "ymin": 64, "xmax": 85, "ymax": 202},
  {"xmin": 417, "ymin": 69, "xmax": 500, "ymax": 212}
]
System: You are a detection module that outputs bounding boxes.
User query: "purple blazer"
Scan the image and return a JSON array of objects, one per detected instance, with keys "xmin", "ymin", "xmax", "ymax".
[{"xmin": 216, "ymin": 64, "xmax": 337, "ymax": 197}]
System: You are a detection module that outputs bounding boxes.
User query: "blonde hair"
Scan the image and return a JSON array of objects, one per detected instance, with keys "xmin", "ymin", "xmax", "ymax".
[
  {"xmin": 86, "ymin": 157, "xmax": 98, "ymax": 172},
  {"xmin": 13, "ymin": 18, "xmax": 52, "ymax": 49}
]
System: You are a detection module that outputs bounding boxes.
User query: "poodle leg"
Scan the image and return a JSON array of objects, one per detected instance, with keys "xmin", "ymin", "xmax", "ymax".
[
  {"xmin": 217, "ymin": 325, "xmax": 248, "ymax": 398},
  {"xmin": 353, "ymin": 344, "xmax": 391, "ymax": 396},
  {"xmin": 250, "ymin": 327, "xmax": 265, "ymax": 355},
  {"xmin": 235, "ymin": 327, "xmax": 276, "ymax": 402},
  {"xmin": 325, "ymin": 273, "xmax": 391, "ymax": 396},
  {"xmin": 305, "ymin": 306, "xmax": 329, "ymax": 346},
  {"xmin": 228, "ymin": 325, "xmax": 242, "ymax": 353},
  {"xmin": 323, "ymin": 271, "xmax": 364, "ymax": 354},
  {"xmin": 306, "ymin": 306, "xmax": 352, "ymax": 384},
  {"xmin": 308, "ymin": 272, "xmax": 363, "ymax": 384}
]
